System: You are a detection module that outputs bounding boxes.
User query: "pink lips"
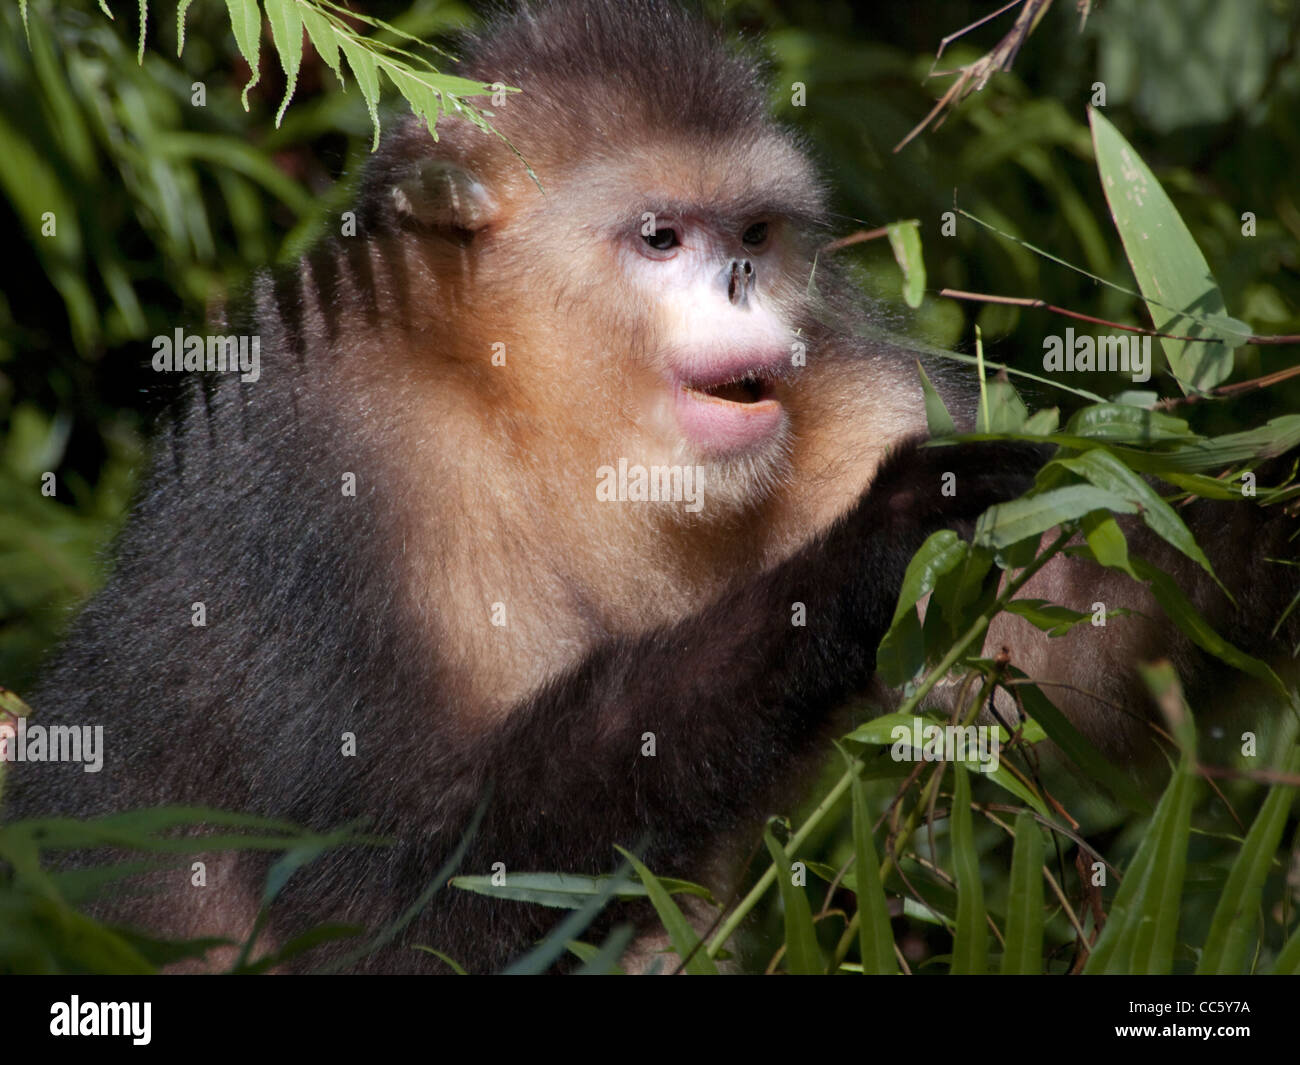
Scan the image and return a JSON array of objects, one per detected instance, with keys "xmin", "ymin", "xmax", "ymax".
[{"xmin": 675, "ymin": 384, "xmax": 783, "ymax": 453}]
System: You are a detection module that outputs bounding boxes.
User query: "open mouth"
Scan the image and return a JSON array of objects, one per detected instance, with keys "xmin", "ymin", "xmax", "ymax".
[
  {"xmin": 684, "ymin": 372, "xmax": 774, "ymax": 405},
  {"xmin": 674, "ymin": 367, "xmax": 785, "ymax": 454}
]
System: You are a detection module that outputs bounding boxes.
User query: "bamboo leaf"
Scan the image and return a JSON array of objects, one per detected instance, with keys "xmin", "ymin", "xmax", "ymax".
[
  {"xmin": 916, "ymin": 360, "xmax": 956, "ymax": 436},
  {"xmin": 762, "ymin": 825, "xmax": 824, "ymax": 974},
  {"xmin": 1001, "ymin": 811, "xmax": 1044, "ymax": 974},
  {"xmin": 1198, "ymin": 743, "xmax": 1300, "ymax": 973},
  {"xmin": 1090, "ymin": 108, "xmax": 1236, "ymax": 393},
  {"xmin": 849, "ymin": 756, "xmax": 898, "ymax": 974},
  {"xmin": 615, "ymin": 847, "xmax": 718, "ymax": 975},
  {"xmin": 886, "ymin": 219, "xmax": 925, "ymax": 308},
  {"xmin": 949, "ymin": 762, "xmax": 988, "ymax": 974},
  {"xmin": 1054, "ymin": 448, "xmax": 1216, "ymax": 581}
]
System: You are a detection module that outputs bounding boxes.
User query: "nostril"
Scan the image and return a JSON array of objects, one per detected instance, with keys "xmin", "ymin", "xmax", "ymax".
[{"xmin": 725, "ymin": 259, "xmax": 756, "ymax": 305}]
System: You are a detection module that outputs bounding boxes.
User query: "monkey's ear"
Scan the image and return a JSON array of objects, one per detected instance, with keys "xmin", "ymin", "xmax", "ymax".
[{"xmin": 391, "ymin": 160, "xmax": 498, "ymax": 234}]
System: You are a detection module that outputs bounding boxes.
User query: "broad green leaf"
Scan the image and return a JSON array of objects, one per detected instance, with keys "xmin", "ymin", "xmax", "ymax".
[
  {"xmin": 500, "ymin": 860, "xmax": 629, "ymax": 975},
  {"xmin": 926, "ymin": 543, "xmax": 995, "ymax": 645},
  {"xmin": 1001, "ymin": 811, "xmax": 1044, "ymax": 974},
  {"xmin": 1065, "ymin": 403, "xmax": 1192, "ymax": 443},
  {"xmin": 974, "ymin": 485, "xmax": 1137, "ymax": 551},
  {"xmin": 1090, "ymin": 108, "xmax": 1236, "ymax": 393},
  {"xmin": 763, "ymin": 825, "xmax": 824, "ymax": 974},
  {"xmin": 984, "ymin": 763, "xmax": 1049, "ymax": 817},
  {"xmin": 1054, "ymin": 448, "xmax": 1215, "ymax": 581},
  {"xmin": 948, "ymin": 763, "xmax": 988, "ymax": 974},
  {"xmin": 844, "ymin": 711, "xmax": 932, "ymax": 746},
  {"xmin": 887, "ymin": 220, "xmax": 925, "ymax": 308},
  {"xmin": 1159, "ymin": 471, "xmax": 1252, "ymax": 501}
]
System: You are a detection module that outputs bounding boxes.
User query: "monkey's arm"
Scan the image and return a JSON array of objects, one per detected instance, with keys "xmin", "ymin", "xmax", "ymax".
[{"xmin": 471, "ymin": 438, "xmax": 1045, "ymax": 876}]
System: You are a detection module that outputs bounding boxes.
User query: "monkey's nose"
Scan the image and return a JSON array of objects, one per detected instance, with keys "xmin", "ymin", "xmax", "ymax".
[{"xmin": 725, "ymin": 259, "xmax": 756, "ymax": 307}]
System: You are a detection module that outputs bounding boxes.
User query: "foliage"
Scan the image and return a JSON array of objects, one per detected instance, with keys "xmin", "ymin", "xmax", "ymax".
[{"xmin": 1, "ymin": 0, "xmax": 1298, "ymax": 973}]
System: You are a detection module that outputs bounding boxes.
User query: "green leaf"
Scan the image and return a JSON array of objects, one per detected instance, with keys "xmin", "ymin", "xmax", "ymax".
[
  {"xmin": 1080, "ymin": 510, "xmax": 1137, "ymax": 578},
  {"xmin": 974, "ymin": 485, "xmax": 1137, "ymax": 551},
  {"xmin": 499, "ymin": 860, "xmax": 629, "ymax": 975},
  {"xmin": 411, "ymin": 945, "xmax": 468, "ymax": 974},
  {"xmin": 338, "ymin": 36, "xmax": 383, "ymax": 149},
  {"xmin": 926, "ymin": 543, "xmax": 995, "ymax": 645},
  {"xmin": 1272, "ymin": 925, "xmax": 1300, "ymax": 975},
  {"xmin": 448, "ymin": 870, "xmax": 712, "ymax": 909},
  {"xmin": 916, "ymin": 360, "xmax": 956, "ymax": 436},
  {"xmin": 844, "ymin": 711, "xmax": 933, "ymax": 747},
  {"xmin": 886, "ymin": 219, "xmax": 925, "ymax": 308},
  {"xmin": 224, "ymin": 0, "xmax": 263, "ymax": 110},
  {"xmin": 574, "ymin": 925, "xmax": 634, "ymax": 975},
  {"xmin": 176, "ymin": 0, "xmax": 197, "ymax": 56},
  {"xmin": 1198, "ymin": 743, "xmax": 1300, "ymax": 974},
  {"xmin": 849, "ymin": 756, "xmax": 899, "ymax": 974},
  {"xmin": 948, "ymin": 763, "xmax": 988, "ymax": 974},
  {"xmin": 615, "ymin": 847, "xmax": 717, "ymax": 975},
  {"xmin": 299, "ymin": 5, "xmax": 343, "ymax": 85},
  {"xmin": 877, "ymin": 530, "xmax": 967, "ymax": 686},
  {"xmin": 1065, "ymin": 402, "xmax": 1193, "ymax": 443},
  {"xmin": 1001, "ymin": 811, "xmax": 1044, "ymax": 974},
  {"xmin": 1085, "ymin": 693, "xmax": 1196, "ymax": 974},
  {"xmin": 1089, "ymin": 108, "xmax": 1236, "ymax": 393},
  {"xmin": 1053, "ymin": 448, "xmax": 1216, "ymax": 581},
  {"xmin": 977, "ymin": 370, "xmax": 1029, "ymax": 434},
  {"xmin": 136, "ymin": 0, "xmax": 147, "ymax": 63},
  {"xmin": 762, "ymin": 825, "xmax": 824, "ymax": 974},
  {"xmin": 263, "ymin": 0, "xmax": 304, "ymax": 127},
  {"xmin": 1002, "ymin": 598, "xmax": 1091, "ymax": 637},
  {"xmin": 1022, "ymin": 408, "xmax": 1059, "ymax": 435},
  {"xmin": 984, "ymin": 762, "xmax": 1049, "ymax": 817}
]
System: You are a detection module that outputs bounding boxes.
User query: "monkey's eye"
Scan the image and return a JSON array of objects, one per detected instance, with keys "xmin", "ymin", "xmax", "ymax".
[
  {"xmin": 643, "ymin": 228, "xmax": 680, "ymax": 251},
  {"xmin": 742, "ymin": 221, "xmax": 769, "ymax": 248}
]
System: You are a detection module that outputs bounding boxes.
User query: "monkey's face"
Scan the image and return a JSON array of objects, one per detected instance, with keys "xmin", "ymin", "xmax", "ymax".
[
  {"xmin": 625, "ymin": 210, "xmax": 797, "ymax": 460},
  {"xmin": 490, "ymin": 144, "xmax": 822, "ymax": 511}
]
